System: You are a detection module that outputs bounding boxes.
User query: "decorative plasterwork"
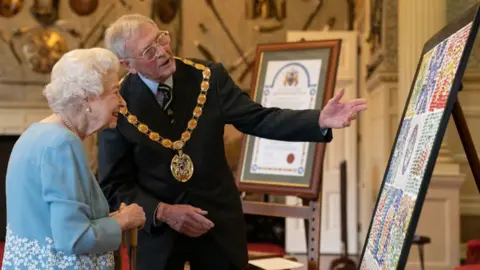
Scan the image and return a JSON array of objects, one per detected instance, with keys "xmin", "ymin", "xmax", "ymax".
[
  {"xmin": 366, "ymin": 71, "xmax": 397, "ymax": 91},
  {"xmin": 366, "ymin": 0, "xmax": 398, "ymax": 78}
]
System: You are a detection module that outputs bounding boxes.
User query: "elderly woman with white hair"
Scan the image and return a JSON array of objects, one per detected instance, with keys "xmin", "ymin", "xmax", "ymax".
[{"xmin": 2, "ymin": 48, "xmax": 146, "ymax": 270}]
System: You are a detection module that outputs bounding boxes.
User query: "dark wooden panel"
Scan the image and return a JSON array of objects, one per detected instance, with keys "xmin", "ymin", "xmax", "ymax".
[{"xmin": 0, "ymin": 136, "xmax": 19, "ymax": 241}]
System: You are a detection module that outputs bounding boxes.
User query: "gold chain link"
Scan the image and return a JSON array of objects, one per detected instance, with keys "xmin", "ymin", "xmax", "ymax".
[{"xmin": 118, "ymin": 57, "xmax": 211, "ymax": 152}]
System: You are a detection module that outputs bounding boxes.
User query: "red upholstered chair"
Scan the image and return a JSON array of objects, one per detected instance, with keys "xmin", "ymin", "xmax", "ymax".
[
  {"xmin": 454, "ymin": 240, "xmax": 480, "ymax": 270},
  {"xmin": 0, "ymin": 241, "xmax": 4, "ymax": 268},
  {"xmin": 466, "ymin": 240, "xmax": 480, "ymax": 265}
]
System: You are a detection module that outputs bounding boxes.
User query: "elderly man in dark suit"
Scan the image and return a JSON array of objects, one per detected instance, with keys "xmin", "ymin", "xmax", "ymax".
[{"xmin": 98, "ymin": 14, "xmax": 367, "ymax": 270}]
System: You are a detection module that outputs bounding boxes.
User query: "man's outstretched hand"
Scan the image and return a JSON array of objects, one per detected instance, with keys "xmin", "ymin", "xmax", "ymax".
[
  {"xmin": 319, "ymin": 88, "xmax": 367, "ymax": 129},
  {"xmin": 156, "ymin": 202, "xmax": 214, "ymax": 237}
]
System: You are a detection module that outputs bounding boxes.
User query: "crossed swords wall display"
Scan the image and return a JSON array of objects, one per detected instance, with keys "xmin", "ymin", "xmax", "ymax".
[
  {"xmin": 197, "ymin": 0, "xmax": 287, "ymax": 83},
  {"xmin": 195, "ymin": 0, "xmax": 329, "ymax": 84},
  {"xmin": 0, "ymin": 0, "xmax": 353, "ymax": 79},
  {"xmin": 0, "ymin": 0, "xmax": 134, "ymax": 74}
]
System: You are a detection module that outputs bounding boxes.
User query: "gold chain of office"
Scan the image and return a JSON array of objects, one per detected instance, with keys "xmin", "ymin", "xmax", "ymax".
[{"xmin": 118, "ymin": 56, "xmax": 211, "ymax": 183}]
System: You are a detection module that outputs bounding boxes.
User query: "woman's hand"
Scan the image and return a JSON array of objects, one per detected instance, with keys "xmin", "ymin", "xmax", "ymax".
[{"xmin": 111, "ymin": 203, "xmax": 146, "ymax": 231}]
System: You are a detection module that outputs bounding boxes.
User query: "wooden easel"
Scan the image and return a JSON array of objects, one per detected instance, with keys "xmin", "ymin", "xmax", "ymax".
[
  {"xmin": 329, "ymin": 161, "xmax": 356, "ymax": 270},
  {"xmin": 242, "ymin": 192, "xmax": 322, "ymax": 270},
  {"xmin": 451, "ymin": 84, "xmax": 480, "ymax": 193},
  {"xmin": 236, "ymin": 38, "xmax": 341, "ymax": 270}
]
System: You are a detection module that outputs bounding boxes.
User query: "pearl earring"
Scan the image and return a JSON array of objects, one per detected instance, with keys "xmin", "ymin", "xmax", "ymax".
[{"xmin": 85, "ymin": 107, "xmax": 91, "ymax": 112}]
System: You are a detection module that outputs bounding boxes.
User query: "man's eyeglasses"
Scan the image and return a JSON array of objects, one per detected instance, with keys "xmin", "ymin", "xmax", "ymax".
[{"xmin": 128, "ymin": 31, "xmax": 170, "ymax": 62}]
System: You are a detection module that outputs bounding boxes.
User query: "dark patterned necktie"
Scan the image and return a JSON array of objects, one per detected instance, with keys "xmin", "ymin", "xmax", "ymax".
[{"xmin": 157, "ymin": 83, "xmax": 173, "ymax": 111}]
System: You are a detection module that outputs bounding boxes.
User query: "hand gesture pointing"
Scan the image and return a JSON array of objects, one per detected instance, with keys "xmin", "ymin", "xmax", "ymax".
[{"xmin": 319, "ymin": 89, "xmax": 367, "ymax": 129}]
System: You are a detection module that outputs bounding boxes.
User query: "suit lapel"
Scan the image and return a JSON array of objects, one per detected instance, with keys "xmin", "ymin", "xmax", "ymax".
[
  {"xmin": 123, "ymin": 60, "xmax": 204, "ymax": 150},
  {"xmin": 170, "ymin": 59, "xmax": 202, "ymax": 139},
  {"xmin": 127, "ymin": 74, "xmax": 175, "ymax": 139}
]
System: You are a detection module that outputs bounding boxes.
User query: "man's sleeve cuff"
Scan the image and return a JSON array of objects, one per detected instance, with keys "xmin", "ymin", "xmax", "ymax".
[{"xmin": 152, "ymin": 203, "xmax": 163, "ymax": 227}]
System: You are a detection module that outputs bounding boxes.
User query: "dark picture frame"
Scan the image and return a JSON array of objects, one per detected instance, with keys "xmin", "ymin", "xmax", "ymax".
[
  {"xmin": 235, "ymin": 39, "xmax": 341, "ymax": 200},
  {"xmin": 358, "ymin": 3, "xmax": 480, "ymax": 269}
]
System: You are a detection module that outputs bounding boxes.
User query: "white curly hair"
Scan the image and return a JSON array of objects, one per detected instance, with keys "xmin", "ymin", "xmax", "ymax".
[
  {"xmin": 43, "ymin": 48, "xmax": 120, "ymax": 113},
  {"xmin": 104, "ymin": 14, "xmax": 157, "ymax": 59}
]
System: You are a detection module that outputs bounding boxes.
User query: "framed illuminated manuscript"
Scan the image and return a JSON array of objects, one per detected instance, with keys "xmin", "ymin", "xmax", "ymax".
[
  {"xmin": 359, "ymin": 3, "xmax": 480, "ymax": 270},
  {"xmin": 235, "ymin": 39, "xmax": 341, "ymax": 199}
]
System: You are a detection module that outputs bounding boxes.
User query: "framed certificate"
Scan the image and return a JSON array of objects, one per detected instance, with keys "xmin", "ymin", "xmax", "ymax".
[{"xmin": 235, "ymin": 39, "xmax": 341, "ymax": 199}]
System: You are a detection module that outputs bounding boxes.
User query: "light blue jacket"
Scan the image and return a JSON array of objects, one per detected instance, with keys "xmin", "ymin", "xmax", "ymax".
[{"xmin": 2, "ymin": 123, "xmax": 122, "ymax": 269}]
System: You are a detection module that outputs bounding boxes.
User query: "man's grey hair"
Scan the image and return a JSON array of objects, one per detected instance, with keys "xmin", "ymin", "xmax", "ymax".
[
  {"xmin": 43, "ymin": 48, "xmax": 120, "ymax": 113},
  {"xmin": 104, "ymin": 14, "xmax": 157, "ymax": 59}
]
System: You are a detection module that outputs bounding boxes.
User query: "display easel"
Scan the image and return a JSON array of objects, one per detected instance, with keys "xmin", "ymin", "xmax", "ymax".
[
  {"xmin": 328, "ymin": 161, "xmax": 356, "ymax": 270},
  {"xmin": 236, "ymin": 39, "xmax": 342, "ymax": 270},
  {"xmin": 242, "ymin": 193, "xmax": 322, "ymax": 270},
  {"xmin": 452, "ymin": 84, "xmax": 480, "ymax": 194}
]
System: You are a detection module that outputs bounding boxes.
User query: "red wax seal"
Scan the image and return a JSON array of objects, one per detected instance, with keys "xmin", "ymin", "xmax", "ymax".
[{"xmin": 287, "ymin": 153, "xmax": 295, "ymax": 164}]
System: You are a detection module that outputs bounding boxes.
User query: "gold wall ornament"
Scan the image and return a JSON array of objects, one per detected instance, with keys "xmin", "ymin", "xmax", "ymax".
[
  {"xmin": 69, "ymin": 0, "xmax": 98, "ymax": 16},
  {"xmin": 21, "ymin": 28, "xmax": 68, "ymax": 74},
  {"xmin": 0, "ymin": 0, "xmax": 24, "ymax": 18},
  {"xmin": 118, "ymin": 57, "xmax": 211, "ymax": 182},
  {"xmin": 244, "ymin": 0, "xmax": 286, "ymax": 21},
  {"xmin": 30, "ymin": 0, "xmax": 60, "ymax": 26},
  {"xmin": 153, "ymin": 0, "xmax": 180, "ymax": 24}
]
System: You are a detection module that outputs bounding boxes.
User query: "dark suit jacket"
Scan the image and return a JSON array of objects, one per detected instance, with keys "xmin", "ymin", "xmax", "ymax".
[{"xmin": 97, "ymin": 58, "xmax": 333, "ymax": 270}]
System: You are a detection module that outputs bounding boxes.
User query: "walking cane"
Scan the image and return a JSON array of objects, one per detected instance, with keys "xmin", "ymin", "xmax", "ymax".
[
  {"xmin": 114, "ymin": 203, "xmax": 128, "ymax": 270},
  {"xmin": 130, "ymin": 226, "xmax": 138, "ymax": 270},
  {"xmin": 112, "ymin": 203, "xmax": 139, "ymax": 270}
]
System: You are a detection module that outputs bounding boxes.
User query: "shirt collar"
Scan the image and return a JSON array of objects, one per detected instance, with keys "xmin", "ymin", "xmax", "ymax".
[{"xmin": 137, "ymin": 73, "xmax": 173, "ymax": 95}]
